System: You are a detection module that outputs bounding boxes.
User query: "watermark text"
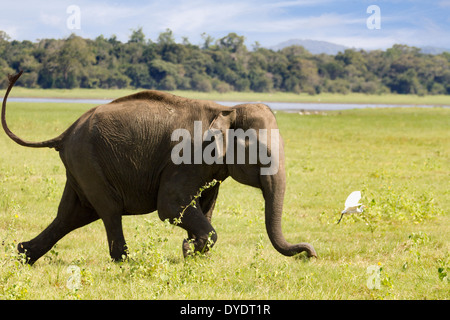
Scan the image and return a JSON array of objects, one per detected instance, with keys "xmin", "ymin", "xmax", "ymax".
[
  {"xmin": 66, "ymin": 5, "xmax": 81, "ymax": 30},
  {"xmin": 171, "ymin": 121, "xmax": 279, "ymax": 175},
  {"xmin": 367, "ymin": 5, "xmax": 381, "ymax": 29}
]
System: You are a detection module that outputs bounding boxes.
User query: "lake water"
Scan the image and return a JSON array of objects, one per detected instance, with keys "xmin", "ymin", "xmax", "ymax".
[{"xmin": 5, "ymin": 97, "xmax": 449, "ymax": 111}]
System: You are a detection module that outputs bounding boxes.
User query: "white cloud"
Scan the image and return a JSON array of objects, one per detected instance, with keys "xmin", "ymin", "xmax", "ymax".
[
  {"xmin": 263, "ymin": 0, "xmax": 332, "ymax": 9},
  {"xmin": 39, "ymin": 12, "xmax": 63, "ymax": 27},
  {"xmin": 152, "ymin": 1, "xmax": 251, "ymax": 34},
  {"xmin": 0, "ymin": 25, "xmax": 18, "ymax": 39},
  {"xmin": 80, "ymin": 3, "xmax": 141, "ymax": 25}
]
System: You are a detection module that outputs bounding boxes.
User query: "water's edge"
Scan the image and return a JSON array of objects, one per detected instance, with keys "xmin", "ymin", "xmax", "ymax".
[{"xmin": 5, "ymin": 97, "xmax": 449, "ymax": 111}]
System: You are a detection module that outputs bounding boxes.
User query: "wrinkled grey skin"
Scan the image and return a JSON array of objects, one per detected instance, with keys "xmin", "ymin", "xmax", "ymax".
[{"xmin": 2, "ymin": 72, "xmax": 316, "ymax": 264}]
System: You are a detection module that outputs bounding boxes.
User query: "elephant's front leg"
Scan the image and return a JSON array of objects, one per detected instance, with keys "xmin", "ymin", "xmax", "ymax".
[
  {"xmin": 157, "ymin": 171, "xmax": 219, "ymax": 257},
  {"xmin": 181, "ymin": 183, "xmax": 220, "ymax": 256},
  {"xmin": 166, "ymin": 203, "xmax": 218, "ymax": 257},
  {"xmin": 179, "ymin": 211, "xmax": 218, "ymax": 258}
]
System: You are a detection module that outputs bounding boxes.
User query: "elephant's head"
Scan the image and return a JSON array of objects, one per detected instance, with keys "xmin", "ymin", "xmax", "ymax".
[{"xmin": 212, "ymin": 103, "xmax": 317, "ymax": 258}]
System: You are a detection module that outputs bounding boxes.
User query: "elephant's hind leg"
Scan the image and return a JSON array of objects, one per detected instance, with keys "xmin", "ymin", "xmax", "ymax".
[
  {"xmin": 80, "ymin": 187, "xmax": 127, "ymax": 261},
  {"xmin": 66, "ymin": 160, "xmax": 128, "ymax": 261},
  {"xmin": 100, "ymin": 212, "xmax": 127, "ymax": 261},
  {"xmin": 18, "ymin": 182, "xmax": 99, "ymax": 264}
]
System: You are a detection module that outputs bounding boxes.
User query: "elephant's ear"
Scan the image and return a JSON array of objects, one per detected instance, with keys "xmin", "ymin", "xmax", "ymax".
[{"xmin": 209, "ymin": 109, "xmax": 236, "ymax": 133}]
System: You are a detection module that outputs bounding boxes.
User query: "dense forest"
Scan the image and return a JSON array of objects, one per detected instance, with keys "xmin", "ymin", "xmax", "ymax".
[{"xmin": 1, "ymin": 28, "xmax": 449, "ymax": 95}]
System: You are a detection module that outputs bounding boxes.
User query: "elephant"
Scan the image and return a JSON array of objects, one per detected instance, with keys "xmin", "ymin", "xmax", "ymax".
[{"xmin": 2, "ymin": 71, "xmax": 317, "ymax": 265}]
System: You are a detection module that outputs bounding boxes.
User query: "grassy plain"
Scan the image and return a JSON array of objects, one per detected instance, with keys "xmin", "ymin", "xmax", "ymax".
[
  {"xmin": 0, "ymin": 101, "xmax": 449, "ymax": 300},
  {"xmin": 9, "ymin": 87, "xmax": 450, "ymax": 105}
]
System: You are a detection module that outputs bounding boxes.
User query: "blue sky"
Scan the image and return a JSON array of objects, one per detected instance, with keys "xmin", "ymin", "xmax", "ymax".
[{"xmin": 1, "ymin": 0, "xmax": 449, "ymax": 50}]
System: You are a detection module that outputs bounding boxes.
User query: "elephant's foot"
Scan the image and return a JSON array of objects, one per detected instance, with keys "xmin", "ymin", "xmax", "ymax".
[
  {"xmin": 182, "ymin": 239, "xmax": 209, "ymax": 258},
  {"xmin": 182, "ymin": 231, "xmax": 217, "ymax": 258},
  {"xmin": 109, "ymin": 242, "xmax": 129, "ymax": 262},
  {"xmin": 17, "ymin": 241, "xmax": 43, "ymax": 265},
  {"xmin": 182, "ymin": 239, "xmax": 194, "ymax": 258}
]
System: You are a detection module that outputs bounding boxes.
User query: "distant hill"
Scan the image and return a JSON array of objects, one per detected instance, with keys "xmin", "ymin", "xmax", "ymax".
[
  {"xmin": 419, "ymin": 46, "xmax": 450, "ymax": 54},
  {"xmin": 270, "ymin": 39, "xmax": 450, "ymax": 55},
  {"xmin": 269, "ymin": 39, "xmax": 350, "ymax": 55}
]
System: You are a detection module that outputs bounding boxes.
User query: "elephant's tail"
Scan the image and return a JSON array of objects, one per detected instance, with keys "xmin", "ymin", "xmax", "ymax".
[{"xmin": 2, "ymin": 71, "xmax": 64, "ymax": 151}]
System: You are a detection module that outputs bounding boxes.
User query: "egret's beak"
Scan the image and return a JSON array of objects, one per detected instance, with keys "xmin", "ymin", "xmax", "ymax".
[{"xmin": 337, "ymin": 213, "xmax": 345, "ymax": 224}]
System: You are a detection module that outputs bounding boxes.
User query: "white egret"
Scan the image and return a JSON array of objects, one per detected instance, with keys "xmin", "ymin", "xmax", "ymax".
[{"xmin": 337, "ymin": 191, "xmax": 365, "ymax": 224}]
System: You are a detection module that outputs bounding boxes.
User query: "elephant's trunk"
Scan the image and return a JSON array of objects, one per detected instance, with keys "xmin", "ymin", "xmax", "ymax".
[{"xmin": 260, "ymin": 157, "xmax": 317, "ymax": 258}]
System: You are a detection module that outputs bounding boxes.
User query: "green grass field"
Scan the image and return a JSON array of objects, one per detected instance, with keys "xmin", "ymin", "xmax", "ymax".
[
  {"xmin": 0, "ymin": 101, "xmax": 449, "ymax": 300},
  {"xmin": 9, "ymin": 87, "xmax": 450, "ymax": 105}
]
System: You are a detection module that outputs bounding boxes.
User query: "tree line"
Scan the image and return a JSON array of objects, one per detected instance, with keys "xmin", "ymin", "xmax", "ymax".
[{"xmin": 1, "ymin": 28, "xmax": 449, "ymax": 95}]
